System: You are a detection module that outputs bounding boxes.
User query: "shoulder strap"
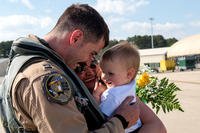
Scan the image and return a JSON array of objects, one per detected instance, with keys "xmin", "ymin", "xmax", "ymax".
[{"xmin": 0, "ymin": 55, "xmax": 42, "ymax": 133}]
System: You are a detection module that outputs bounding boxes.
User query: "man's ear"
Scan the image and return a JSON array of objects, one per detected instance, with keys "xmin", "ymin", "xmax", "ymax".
[{"xmin": 69, "ymin": 29, "xmax": 83, "ymax": 46}]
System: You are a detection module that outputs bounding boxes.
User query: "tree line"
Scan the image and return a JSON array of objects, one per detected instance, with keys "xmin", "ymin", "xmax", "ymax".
[
  {"xmin": 110, "ymin": 35, "xmax": 177, "ymax": 49},
  {"xmin": 0, "ymin": 35, "xmax": 177, "ymax": 58},
  {"xmin": 0, "ymin": 41, "xmax": 12, "ymax": 58},
  {"xmin": 101, "ymin": 35, "xmax": 177, "ymax": 56}
]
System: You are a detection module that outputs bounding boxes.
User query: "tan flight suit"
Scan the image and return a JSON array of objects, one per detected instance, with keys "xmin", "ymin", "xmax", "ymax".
[{"xmin": 11, "ymin": 57, "xmax": 124, "ymax": 132}]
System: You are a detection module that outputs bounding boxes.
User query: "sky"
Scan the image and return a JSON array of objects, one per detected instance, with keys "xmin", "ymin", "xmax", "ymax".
[{"xmin": 0, "ymin": 0, "xmax": 200, "ymax": 42}]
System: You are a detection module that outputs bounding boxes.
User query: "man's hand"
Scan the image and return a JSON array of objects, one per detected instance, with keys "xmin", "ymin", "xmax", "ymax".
[{"xmin": 114, "ymin": 96, "xmax": 140, "ymax": 128}]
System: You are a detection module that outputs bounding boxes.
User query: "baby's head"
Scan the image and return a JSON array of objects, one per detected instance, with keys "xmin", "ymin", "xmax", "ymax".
[{"xmin": 100, "ymin": 41, "xmax": 140, "ymax": 88}]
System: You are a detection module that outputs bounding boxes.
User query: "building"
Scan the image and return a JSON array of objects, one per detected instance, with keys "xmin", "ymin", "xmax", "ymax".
[
  {"xmin": 139, "ymin": 34, "xmax": 200, "ymax": 72},
  {"xmin": 167, "ymin": 34, "xmax": 200, "ymax": 70},
  {"xmin": 139, "ymin": 47, "xmax": 168, "ymax": 72}
]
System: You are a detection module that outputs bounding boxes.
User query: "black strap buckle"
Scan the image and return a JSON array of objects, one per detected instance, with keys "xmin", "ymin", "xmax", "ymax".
[{"xmin": 18, "ymin": 127, "xmax": 38, "ymax": 133}]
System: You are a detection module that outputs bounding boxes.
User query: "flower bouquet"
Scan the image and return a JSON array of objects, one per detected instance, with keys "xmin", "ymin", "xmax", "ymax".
[{"xmin": 136, "ymin": 66, "xmax": 184, "ymax": 114}]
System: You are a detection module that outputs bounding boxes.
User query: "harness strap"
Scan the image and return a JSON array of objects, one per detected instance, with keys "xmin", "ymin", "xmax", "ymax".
[{"xmin": 0, "ymin": 55, "xmax": 41, "ymax": 133}]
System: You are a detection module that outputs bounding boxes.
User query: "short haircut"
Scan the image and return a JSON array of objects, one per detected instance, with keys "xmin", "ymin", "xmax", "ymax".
[
  {"xmin": 52, "ymin": 4, "xmax": 109, "ymax": 47},
  {"xmin": 100, "ymin": 41, "xmax": 140, "ymax": 72}
]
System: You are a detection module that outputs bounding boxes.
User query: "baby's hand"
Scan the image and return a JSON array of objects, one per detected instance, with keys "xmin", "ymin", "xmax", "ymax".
[{"xmin": 92, "ymin": 81, "xmax": 107, "ymax": 104}]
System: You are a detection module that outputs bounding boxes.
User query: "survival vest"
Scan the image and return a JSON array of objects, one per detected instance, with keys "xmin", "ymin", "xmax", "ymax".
[{"xmin": 0, "ymin": 36, "xmax": 106, "ymax": 132}]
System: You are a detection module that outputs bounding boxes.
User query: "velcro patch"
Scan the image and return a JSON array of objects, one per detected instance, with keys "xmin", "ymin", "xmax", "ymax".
[{"xmin": 43, "ymin": 72, "xmax": 72, "ymax": 104}]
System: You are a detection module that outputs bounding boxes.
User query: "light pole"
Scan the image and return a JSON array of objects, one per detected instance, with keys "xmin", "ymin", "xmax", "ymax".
[{"xmin": 149, "ymin": 17, "xmax": 154, "ymax": 48}]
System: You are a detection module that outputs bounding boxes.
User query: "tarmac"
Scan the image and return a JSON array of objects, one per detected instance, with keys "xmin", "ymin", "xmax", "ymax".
[
  {"xmin": 0, "ymin": 70, "xmax": 200, "ymax": 133},
  {"xmin": 151, "ymin": 70, "xmax": 200, "ymax": 133}
]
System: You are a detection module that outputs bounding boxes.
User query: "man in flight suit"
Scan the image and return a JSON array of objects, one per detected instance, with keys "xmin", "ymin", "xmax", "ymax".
[{"xmin": 0, "ymin": 4, "xmax": 141, "ymax": 133}]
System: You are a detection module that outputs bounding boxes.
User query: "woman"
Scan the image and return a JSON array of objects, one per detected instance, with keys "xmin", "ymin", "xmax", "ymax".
[
  {"xmin": 75, "ymin": 61, "xmax": 100, "ymax": 93},
  {"xmin": 75, "ymin": 61, "xmax": 167, "ymax": 133}
]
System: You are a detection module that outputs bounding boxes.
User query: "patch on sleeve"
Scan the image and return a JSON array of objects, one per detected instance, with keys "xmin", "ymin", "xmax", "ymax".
[{"xmin": 43, "ymin": 72, "xmax": 72, "ymax": 104}]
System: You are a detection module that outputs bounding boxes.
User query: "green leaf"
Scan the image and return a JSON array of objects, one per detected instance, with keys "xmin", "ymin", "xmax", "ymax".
[{"xmin": 136, "ymin": 71, "xmax": 184, "ymax": 113}]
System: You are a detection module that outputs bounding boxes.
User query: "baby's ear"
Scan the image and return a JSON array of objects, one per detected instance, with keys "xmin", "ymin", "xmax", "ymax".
[{"xmin": 127, "ymin": 67, "xmax": 136, "ymax": 80}]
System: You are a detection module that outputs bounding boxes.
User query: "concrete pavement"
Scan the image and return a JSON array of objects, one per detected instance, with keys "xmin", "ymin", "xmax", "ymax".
[{"xmin": 151, "ymin": 70, "xmax": 200, "ymax": 133}]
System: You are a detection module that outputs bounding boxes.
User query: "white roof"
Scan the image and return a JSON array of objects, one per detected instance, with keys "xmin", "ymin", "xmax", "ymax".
[
  {"xmin": 139, "ymin": 47, "xmax": 168, "ymax": 56},
  {"xmin": 167, "ymin": 34, "xmax": 200, "ymax": 57}
]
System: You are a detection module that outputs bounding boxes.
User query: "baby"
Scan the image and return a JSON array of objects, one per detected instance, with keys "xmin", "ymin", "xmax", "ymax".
[{"xmin": 99, "ymin": 41, "xmax": 142, "ymax": 132}]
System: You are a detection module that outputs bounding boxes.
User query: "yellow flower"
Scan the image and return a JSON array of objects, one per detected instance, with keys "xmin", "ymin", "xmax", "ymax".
[{"xmin": 137, "ymin": 72, "xmax": 150, "ymax": 88}]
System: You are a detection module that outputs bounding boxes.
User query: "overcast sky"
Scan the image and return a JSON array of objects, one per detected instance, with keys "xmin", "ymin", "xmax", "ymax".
[{"xmin": 0, "ymin": 0, "xmax": 200, "ymax": 41}]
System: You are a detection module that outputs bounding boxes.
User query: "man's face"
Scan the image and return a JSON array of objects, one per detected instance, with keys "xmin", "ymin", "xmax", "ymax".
[{"xmin": 67, "ymin": 37, "xmax": 105, "ymax": 70}]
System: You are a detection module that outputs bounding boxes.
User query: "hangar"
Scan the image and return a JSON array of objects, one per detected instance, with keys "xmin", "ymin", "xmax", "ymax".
[
  {"xmin": 139, "ymin": 34, "xmax": 200, "ymax": 71},
  {"xmin": 167, "ymin": 34, "xmax": 200, "ymax": 69},
  {"xmin": 139, "ymin": 47, "xmax": 168, "ymax": 71},
  {"xmin": 167, "ymin": 34, "xmax": 200, "ymax": 57}
]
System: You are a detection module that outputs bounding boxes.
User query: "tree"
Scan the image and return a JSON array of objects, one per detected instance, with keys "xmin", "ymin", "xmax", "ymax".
[
  {"xmin": 127, "ymin": 35, "xmax": 151, "ymax": 49},
  {"xmin": 166, "ymin": 38, "xmax": 178, "ymax": 47},
  {"xmin": 0, "ymin": 41, "xmax": 13, "ymax": 58},
  {"xmin": 153, "ymin": 35, "xmax": 167, "ymax": 48},
  {"xmin": 127, "ymin": 35, "xmax": 178, "ymax": 49},
  {"xmin": 108, "ymin": 39, "xmax": 119, "ymax": 48}
]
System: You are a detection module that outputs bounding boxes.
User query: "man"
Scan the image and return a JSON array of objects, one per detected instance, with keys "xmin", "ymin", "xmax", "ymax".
[{"xmin": 0, "ymin": 4, "xmax": 140, "ymax": 133}]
